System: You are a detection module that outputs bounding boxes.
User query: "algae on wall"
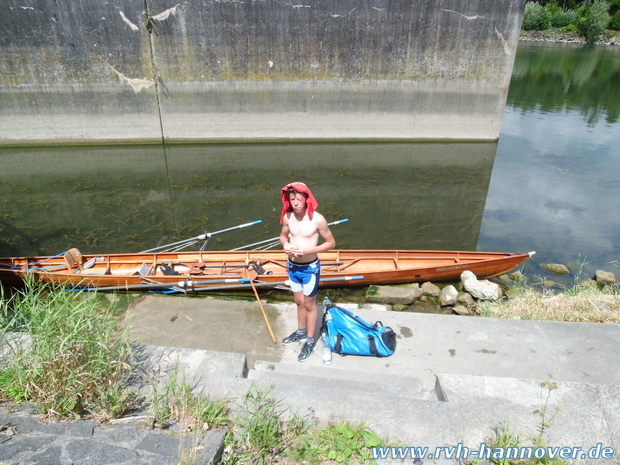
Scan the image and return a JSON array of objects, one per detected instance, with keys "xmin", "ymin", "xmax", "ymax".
[{"xmin": 0, "ymin": 0, "xmax": 525, "ymax": 143}]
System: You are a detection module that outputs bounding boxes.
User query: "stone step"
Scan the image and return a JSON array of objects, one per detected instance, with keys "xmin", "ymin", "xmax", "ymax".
[
  {"xmin": 249, "ymin": 360, "xmax": 438, "ymax": 402},
  {"xmin": 245, "ymin": 368, "xmax": 450, "ymax": 445}
]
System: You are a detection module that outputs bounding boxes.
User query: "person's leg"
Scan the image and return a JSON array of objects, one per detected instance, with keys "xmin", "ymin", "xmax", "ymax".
[
  {"xmin": 303, "ymin": 294, "xmax": 318, "ymax": 339},
  {"xmin": 294, "ymin": 290, "xmax": 308, "ymax": 330},
  {"xmin": 282, "ymin": 289, "xmax": 309, "ymax": 345},
  {"xmin": 297, "ymin": 291, "xmax": 320, "ymax": 362}
]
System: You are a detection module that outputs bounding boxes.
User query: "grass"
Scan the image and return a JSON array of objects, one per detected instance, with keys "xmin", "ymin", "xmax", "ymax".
[
  {"xmin": 0, "ymin": 278, "xmax": 138, "ymax": 419},
  {"xmin": 475, "ymin": 274, "xmax": 620, "ymax": 323},
  {"xmin": 147, "ymin": 362, "xmax": 229, "ymax": 431},
  {"xmin": 481, "ymin": 382, "xmax": 567, "ymax": 465},
  {"xmin": 221, "ymin": 384, "xmax": 383, "ymax": 465}
]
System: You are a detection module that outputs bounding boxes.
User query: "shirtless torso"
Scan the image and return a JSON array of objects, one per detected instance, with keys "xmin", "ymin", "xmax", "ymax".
[{"xmin": 279, "ymin": 192, "xmax": 335, "ymax": 264}]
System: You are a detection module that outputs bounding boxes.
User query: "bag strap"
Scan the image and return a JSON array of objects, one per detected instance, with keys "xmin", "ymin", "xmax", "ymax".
[
  {"xmin": 335, "ymin": 307, "xmax": 377, "ymax": 332},
  {"xmin": 334, "ymin": 334, "xmax": 343, "ymax": 353},
  {"xmin": 367, "ymin": 335, "xmax": 379, "ymax": 356}
]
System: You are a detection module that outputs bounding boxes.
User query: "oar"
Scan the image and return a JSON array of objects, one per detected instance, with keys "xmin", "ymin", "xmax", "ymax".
[
  {"xmin": 186, "ymin": 275, "xmax": 364, "ymax": 293},
  {"xmin": 90, "ymin": 277, "xmax": 251, "ymax": 292},
  {"xmin": 85, "ymin": 274, "xmax": 363, "ymax": 293},
  {"xmin": 231, "ymin": 219, "xmax": 349, "ymax": 251},
  {"xmin": 9, "ymin": 251, "xmax": 67, "ymax": 270},
  {"xmin": 249, "ymin": 273, "xmax": 277, "ymax": 343},
  {"xmin": 141, "ymin": 220, "xmax": 262, "ymax": 253}
]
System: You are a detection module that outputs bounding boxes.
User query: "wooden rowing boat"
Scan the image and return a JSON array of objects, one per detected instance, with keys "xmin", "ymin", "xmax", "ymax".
[{"xmin": 0, "ymin": 248, "xmax": 534, "ymax": 293}]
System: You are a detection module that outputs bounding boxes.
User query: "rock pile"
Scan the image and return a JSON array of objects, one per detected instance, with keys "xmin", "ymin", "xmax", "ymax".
[
  {"xmin": 365, "ymin": 270, "xmax": 505, "ymax": 315},
  {"xmin": 365, "ymin": 265, "xmax": 618, "ymax": 315}
]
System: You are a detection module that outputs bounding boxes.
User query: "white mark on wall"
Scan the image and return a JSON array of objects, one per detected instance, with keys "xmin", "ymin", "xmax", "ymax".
[
  {"xmin": 441, "ymin": 9, "xmax": 485, "ymax": 20},
  {"xmin": 291, "ymin": 4, "xmax": 311, "ymax": 8},
  {"xmin": 152, "ymin": 4, "xmax": 180, "ymax": 21},
  {"xmin": 17, "ymin": 6, "xmax": 35, "ymax": 10},
  {"xmin": 331, "ymin": 8, "xmax": 356, "ymax": 18},
  {"xmin": 495, "ymin": 27, "xmax": 511, "ymax": 56},
  {"xmin": 371, "ymin": 7, "xmax": 386, "ymax": 11},
  {"xmin": 119, "ymin": 10, "xmax": 140, "ymax": 31},
  {"xmin": 267, "ymin": 61, "xmax": 274, "ymax": 68},
  {"xmin": 108, "ymin": 64, "xmax": 154, "ymax": 93}
]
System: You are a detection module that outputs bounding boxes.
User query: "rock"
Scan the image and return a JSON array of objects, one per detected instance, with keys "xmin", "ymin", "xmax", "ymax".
[
  {"xmin": 589, "ymin": 300, "xmax": 611, "ymax": 312},
  {"xmin": 461, "ymin": 271, "xmax": 500, "ymax": 301},
  {"xmin": 577, "ymin": 279, "xmax": 598, "ymax": 291},
  {"xmin": 392, "ymin": 304, "xmax": 410, "ymax": 312},
  {"xmin": 453, "ymin": 305, "xmax": 472, "ymax": 316},
  {"xmin": 508, "ymin": 271, "xmax": 526, "ymax": 282},
  {"xmin": 595, "ymin": 270, "xmax": 616, "ymax": 287},
  {"xmin": 542, "ymin": 263, "xmax": 570, "ymax": 275},
  {"xmin": 421, "ymin": 282, "xmax": 440, "ymax": 297},
  {"xmin": 366, "ymin": 283, "xmax": 423, "ymax": 305},
  {"xmin": 497, "ymin": 274, "xmax": 512, "ymax": 283},
  {"xmin": 457, "ymin": 292, "xmax": 475, "ymax": 306},
  {"xmin": 439, "ymin": 285, "xmax": 458, "ymax": 307}
]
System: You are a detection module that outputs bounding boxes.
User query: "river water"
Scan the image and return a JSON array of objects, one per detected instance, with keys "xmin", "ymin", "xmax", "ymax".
[{"xmin": 0, "ymin": 42, "xmax": 618, "ymax": 285}]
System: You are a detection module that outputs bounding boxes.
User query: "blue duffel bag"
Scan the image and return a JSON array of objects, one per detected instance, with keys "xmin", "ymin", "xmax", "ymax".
[{"xmin": 322, "ymin": 306, "xmax": 396, "ymax": 357}]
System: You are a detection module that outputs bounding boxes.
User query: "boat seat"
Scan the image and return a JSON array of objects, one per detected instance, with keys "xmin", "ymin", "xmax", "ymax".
[
  {"xmin": 137, "ymin": 263, "xmax": 151, "ymax": 276},
  {"xmin": 64, "ymin": 248, "xmax": 84, "ymax": 273},
  {"xmin": 64, "ymin": 249, "xmax": 110, "ymax": 275}
]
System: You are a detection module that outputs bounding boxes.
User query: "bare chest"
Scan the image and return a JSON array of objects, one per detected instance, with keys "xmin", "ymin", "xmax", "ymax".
[{"xmin": 288, "ymin": 216, "xmax": 318, "ymax": 239}]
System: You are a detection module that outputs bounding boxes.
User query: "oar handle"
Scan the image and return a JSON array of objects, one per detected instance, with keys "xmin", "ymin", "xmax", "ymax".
[
  {"xmin": 203, "ymin": 220, "xmax": 262, "ymax": 238},
  {"xmin": 93, "ymin": 277, "xmax": 250, "ymax": 292},
  {"xmin": 141, "ymin": 220, "xmax": 262, "ymax": 253},
  {"xmin": 231, "ymin": 219, "xmax": 348, "ymax": 251}
]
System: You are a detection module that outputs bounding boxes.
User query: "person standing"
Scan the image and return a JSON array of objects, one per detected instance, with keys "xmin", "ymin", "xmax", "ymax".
[{"xmin": 278, "ymin": 182, "xmax": 335, "ymax": 362}]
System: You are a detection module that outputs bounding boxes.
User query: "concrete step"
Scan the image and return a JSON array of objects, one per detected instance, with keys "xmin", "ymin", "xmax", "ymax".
[
  {"xmin": 249, "ymin": 359, "xmax": 438, "ymax": 402},
  {"xmin": 245, "ymin": 368, "xmax": 450, "ymax": 446}
]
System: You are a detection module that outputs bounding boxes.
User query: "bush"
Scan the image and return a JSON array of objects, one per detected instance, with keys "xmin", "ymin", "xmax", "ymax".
[
  {"xmin": 608, "ymin": 10, "xmax": 620, "ymax": 29},
  {"xmin": 575, "ymin": 0, "xmax": 611, "ymax": 43},
  {"xmin": 523, "ymin": 2, "xmax": 552, "ymax": 30},
  {"xmin": 547, "ymin": 4, "xmax": 575, "ymax": 27},
  {"xmin": 609, "ymin": 0, "xmax": 620, "ymax": 15}
]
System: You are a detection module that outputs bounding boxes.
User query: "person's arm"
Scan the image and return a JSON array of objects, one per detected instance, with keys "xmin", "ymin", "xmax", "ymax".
[{"xmin": 307, "ymin": 214, "xmax": 335, "ymax": 255}]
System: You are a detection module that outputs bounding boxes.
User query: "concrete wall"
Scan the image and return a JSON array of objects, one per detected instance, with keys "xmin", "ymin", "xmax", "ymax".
[{"xmin": 0, "ymin": 0, "xmax": 525, "ymax": 144}]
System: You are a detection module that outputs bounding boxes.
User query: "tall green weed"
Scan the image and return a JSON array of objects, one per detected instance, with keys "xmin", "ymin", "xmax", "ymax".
[{"xmin": 0, "ymin": 279, "xmax": 137, "ymax": 418}]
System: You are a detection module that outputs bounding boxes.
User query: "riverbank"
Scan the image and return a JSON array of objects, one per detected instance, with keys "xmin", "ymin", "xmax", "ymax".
[
  {"xmin": 1, "ymin": 273, "xmax": 619, "ymax": 464},
  {"xmin": 2, "ymin": 297, "xmax": 619, "ymax": 465},
  {"xmin": 520, "ymin": 28, "xmax": 620, "ymax": 44}
]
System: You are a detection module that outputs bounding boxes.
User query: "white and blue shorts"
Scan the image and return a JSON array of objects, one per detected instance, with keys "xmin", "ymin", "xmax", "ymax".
[{"xmin": 287, "ymin": 258, "xmax": 320, "ymax": 297}]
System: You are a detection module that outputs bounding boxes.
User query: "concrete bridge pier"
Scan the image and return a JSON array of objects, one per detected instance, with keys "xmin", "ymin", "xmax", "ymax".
[{"xmin": 0, "ymin": 0, "xmax": 526, "ymax": 144}]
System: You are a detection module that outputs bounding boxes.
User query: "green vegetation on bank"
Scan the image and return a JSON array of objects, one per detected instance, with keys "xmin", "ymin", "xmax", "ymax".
[
  {"xmin": 476, "ymin": 274, "xmax": 620, "ymax": 323},
  {"xmin": 522, "ymin": 0, "xmax": 620, "ymax": 43},
  {"xmin": 0, "ymin": 279, "xmax": 137, "ymax": 419}
]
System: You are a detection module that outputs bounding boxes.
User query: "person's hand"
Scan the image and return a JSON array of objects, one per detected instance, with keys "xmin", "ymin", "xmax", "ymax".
[{"xmin": 284, "ymin": 244, "xmax": 303, "ymax": 258}]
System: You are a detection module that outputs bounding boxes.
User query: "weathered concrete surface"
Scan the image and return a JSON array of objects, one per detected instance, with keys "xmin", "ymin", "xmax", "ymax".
[
  {"xmin": 0, "ymin": 0, "xmax": 525, "ymax": 143},
  {"xmin": 122, "ymin": 295, "xmax": 620, "ymax": 456}
]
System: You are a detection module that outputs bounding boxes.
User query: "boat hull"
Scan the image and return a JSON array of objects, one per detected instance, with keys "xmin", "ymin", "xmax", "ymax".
[{"xmin": 0, "ymin": 249, "xmax": 533, "ymax": 292}]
